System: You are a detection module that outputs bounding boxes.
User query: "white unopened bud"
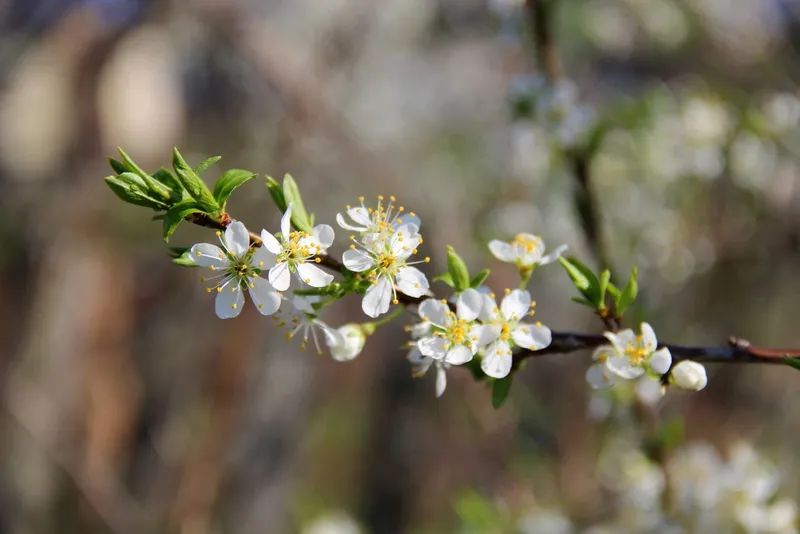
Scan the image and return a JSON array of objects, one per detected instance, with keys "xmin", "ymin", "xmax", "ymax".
[
  {"xmin": 325, "ymin": 324, "xmax": 367, "ymax": 362},
  {"xmin": 670, "ymin": 360, "xmax": 707, "ymax": 391}
]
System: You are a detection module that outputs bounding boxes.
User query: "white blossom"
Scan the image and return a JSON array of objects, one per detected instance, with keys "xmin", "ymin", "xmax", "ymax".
[
  {"xmin": 670, "ymin": 360, "xmax": 708, "ymax": 391},
  {"xmin": 488, "ymin": 233, "xmax": 567, "ymax": 269},
  {"xmin": 336, "ymin": 194, "xmax": 421, "ymax": 240},
  {"xmin": 603, "ymin": 322, "xmax": 672, "ymax": 379},
  {"xmin": 343, "ymin": 223, "xmax": 430, "ymax": 318},
  {"xmin": 479, "ymin": 289, "xmax": 552, "ymax": 379},
  {"xmin": 273, "ymin": 295, "xmax": 333, "ymax": 355},
  {"xmin": 190, "ymin": 221, "xmax": 281, "ymax": 319},
  {"xmin": 586, "ymin": 345, "xmax": 618, "ymax": 389},
  {"xmin": 259, "ymin": 203, "xmax": 335, "ymax": 292}
]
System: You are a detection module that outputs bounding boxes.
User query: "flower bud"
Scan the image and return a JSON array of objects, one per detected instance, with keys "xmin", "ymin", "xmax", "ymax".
[
  {"xmin": 325, "ymin": 324, "xmax": 367, "ymax": 362},
  {"xmin": 670, "ymin": 360, "xmax": 707, "ymax": 391}
]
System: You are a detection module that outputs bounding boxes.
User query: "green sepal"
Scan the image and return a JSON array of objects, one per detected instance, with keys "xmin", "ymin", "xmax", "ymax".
[
  {"xmin": 469, "ymin": 268, "xmax": 490, "ymax": 289},
  {"xmin": 446, "ymin": 246, "xmax": 470, "ymax": 292},
  {"xmin": 163, "ymin": 199, "xmax": 204, "ymax": 242},
  {"xmin": 193, "ymin": 155, "xmax": 221, "ymax": 175},
  {"xmin": 104, "ymin": 175, "xmax": 169, "ymax": 210},
  {"xmin": 169, "ymin": 247, "xmax": 196, "ymax": 267},
  {"xmin": 118, "ymin": 148, "xmax": 172, "ymax": 201},
  {"xmin": 559, "ymin": 256, "xmax": 601, "ymax": 308},
  {"xmin": 615, "ymin": 266, "xmax": 638, "ymax": 316},
  {"xmin": 266, "ymin": 176, "xmax": 288, "ymax": 212},
  {"xmin": 213, "ymin": 169, "xmax": 256, "ymax": 209},
  {"xmin": 172, "ymin": 147, "xmax": 220, "ymax": 213},
  {"xmin": 432, "ymin": 272, "xmax": 455, "ymax": 288},
  {"xmin": 491, "ymin": 375, "xmax": 513, "ymax": 409},
  {"xmin": 281, "ymin": 174, "xmax": 313, "ymax": 233}
]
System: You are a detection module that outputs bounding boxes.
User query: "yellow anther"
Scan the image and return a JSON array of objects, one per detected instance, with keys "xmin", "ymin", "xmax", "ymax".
[
  {"xmin": 535, "ymin": 321, "xmax": 542, "ymax": 327},
  {"xmin": 504, "ymin": 288, "xmax": 511, "ymax": 294},
  {"xmin": 315, "ymin": 258, "xmax": 321, "ymax": 263},
  {"xmin": 249, "ymin": 282, "xmax": 255, "ymax": 288},
  {"xmin": 231, "ymin": 304, "xmax": 238, "ymax": 310},
  {"xmin": 231, "ymin": 286, "xmax": 237, "ymax": 292},
  {"xmin": 378, "ymin": 195, "xmax": 384, "ymax": 201},
  {"xmin": 489, "ymin": 292, "xmax": 496, "ymax": 299},
  {"xmin": 304, "ymin": 278, "xmax": 310, "ymax": 283},
  {"xmin": 398, "ymin": 206, "xmax": 405, "ymax": 212},
  {"xmin": 216, "ymin": 287, "xmax": 223, "ymax": 293},
  {"xmin": 414, "ymin": 283, "xmax": 420, "ymax": 288},
  {"xmin": 409, "ymin": 212, "xmax": 416, "ymax": 217},
  {"xmin": 350, "ymin": 244, "xmax": 356, "ymax": 249},
  {"xmin": 390, "ymin": 195, "xmax": 396, "ymax": 202},
  {"xmin": 441, "ymin": 299, "xmax": 447, "ymax": 304},
  {"xmin": 206, "ymin": 288, "xmax": 212, "ymax": 293},
  {"xmin": 200, "ymin": 277, "xmax": 207, "ymax": 282},
  {"xmin": 258, "ymin": 304, "xmax": 264, "ymax": 309},
  {"xmin": 216, "ymin": 231, "xmax": 222, "ymax": 236},
  {"xmin": 258, "ymin": 261, "xmax": 264, "ymax": 267},
  {"xmin": 424, "ymin": 257, "xmax": 430, "ymax": 263},
  {"xmin": 393, "ymin": 299, "xmax": 399, "ymax": 304},
  {"xmin": 412, "ymin": 249, "xmax": 418, "ymax": 254},
  {"xmin": 209, "ymin": 265, "xmax": 216, "ymax": 271},
  {"xmin": 529, "ymin": 310, "xmax": 536, "ymax": 316},
  {"xmin": 358, "ymin": 196, "xmax": 364, "ymax": 202},
  {"xmin": 195, "ymin": 251, "xmax": 202, "ymax": 257},
  {"xmin": 218, "ymin": 254, "xmax": 225, "ymax": 259},
  {"xmin": 530, "ymin": 301, "xmax": 537, "ymax": 308}
]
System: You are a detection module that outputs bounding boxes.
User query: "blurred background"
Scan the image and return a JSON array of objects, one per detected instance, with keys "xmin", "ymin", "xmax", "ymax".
[{"xmin": 1, "ymin": 0, "xmax": 800, "ymax": 532}]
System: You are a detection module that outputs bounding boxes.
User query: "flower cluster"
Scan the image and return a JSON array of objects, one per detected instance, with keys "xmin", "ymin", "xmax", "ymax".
[{"xmin": 586, "ymin": 322, "xmax": 707, "ymax": 393}]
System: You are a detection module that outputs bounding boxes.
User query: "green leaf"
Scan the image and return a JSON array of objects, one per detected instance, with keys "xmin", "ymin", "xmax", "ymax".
[
  {"xmin": 559, "ymin": 256, "xmax": 601, "ymax": 307},
  {"xmin": 432, "ymin": 272, "xmax": 455, "ymax": 288},
  {"xmin": 282, "ymin": 174, "xmax": 312, "ymax": 233},
  {"xmin": 570, "ymin": 296, "xmax": 594, "ymax": 307},
  {"xmin": 599, "ymin": 269, "xmax": 611, "ymax": 308},
  {"xmin": 193, "ymin": 155, "xmax": 221, "ymax": 175},
  {"xmin": 491, "ymin": 375, "xmax": 513, "ymax": 409},
  {"xmin": 118, "ymin": 148, "xmax": 172, "ymax": 201},
  {"xmin": 606, "ymin": 282, "xmax": 621, "ymax": 299},
  {"xmin": 446, "ymin": 246, "xmax": 470, "ymax": 292},
  {"xmin": 266, "ymin": 175, "xmax": 288, "ymax": 212},
  {"xmin": 163, "ymin": 199, "xmax": 204, "ymax": 242},
  {"xmin": 152, "ymin": 168, "xmax": 185, "ymax": 201},
  {"xmin": 469, "ymin": 268, "xmax": 490, "ymax": 289},
  {"xmin": 172, "ymin": 147, "xmax": 220, "ymax": 213},
  {"xmin": 615, "ymin": 266, "xmax": 638, "ymax": 316},
  {"xmin": 212, "ymin": 169, "xmax": 256, "ymax": 209},
  {"xmin": 104, "ymin": 175, "xmax": 169, "ymax": 210},
  {"xmin": 783, "ymin": 357, "xmax": 800, "ymax": 371},
  {"xmin": 108, "ymin": 157, "xmax": 128, "ymax": 175}
]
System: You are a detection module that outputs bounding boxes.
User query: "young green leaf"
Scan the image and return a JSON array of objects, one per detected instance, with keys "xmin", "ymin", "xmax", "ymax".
[
  {"xmin": 266, "ymin": 175, "xmax": 288, "ymax": 212},
  {"xmin": 432, "ymin": 272, "xmax": 455, "ymax": 288},
  {"xmin": 162, "ymin": 199, "xmax": 204, "ymax": 242},
  {"xmin": 108, "ymin": 157, "xmax": 129, "ymax": 175},
  {"xmin": 599, "ymin": 269, "xmax": 611, "ymax": 309},
  {"xmin": 783, "ymin": 357, "xmax": 800, "ymax": 372},
  {"xmin": 152, "ymin": 168, "xmax": 185, "ymax": 201},
  {"xmin": 212, "ymin": 169, "xmax": 256, "ymax": 209},
  {"xmin": 171, "ymin": 248, "xmax": 197, "ymax": 267},
  {"xmin": 446, "ymin": 246, "xmax": 471, "ymax": 292},
  {"xmin": 104, "ymin": 176, "xmax": 169, "ymax": 210},
  {"xmin": 281, "ymin": 174, "xmax": 313, "ymax": 233},
  {"xmin": 193, "ymin": 155, "xmax": 221, "ymax": 175},
  {"xmin": 118, "ymin": 148, "xmax": 172, "ymax": 201},
  {"xmin": 172, "ymin": 147, "xmax": 220, "ymax": 213},
  {"xmin": 470, "ymin": 268, "xmax": 490, "ymax": 289},
  {"xmin": 491, "ymin": 375, "xmax": 513, "ymax": 409},
  {"xmin": 615, "ymin": 266, "xmax": 638, "ymax": 316},
  {"xmin": 558, "ymin": 256, "xmax": 601, "ymax": 307}
]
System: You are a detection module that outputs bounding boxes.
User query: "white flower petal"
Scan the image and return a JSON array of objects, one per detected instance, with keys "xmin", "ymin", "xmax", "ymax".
[
  {"xmin": 445, "ymin": 345, "xmax": 473, "ymax": 365},
  {"xmin": 397, "ymin": 213, "xmax": 421, "ymax": 232},
  {"xmin": 312, "ymin": 224, "xmax": 335, "ymax": 249},
  {"xmin": 390, "ymin": 227, "xmax": 420, "ymax": 258},
  {"xmin": 347, "ymin": 206, "xmax": 371, "ymax": 227},
  {"xmin": 215, "ymin": 282, "xmax": 245, "ymax": 319},
  {"xmin": 418, "ymin": 336, "xmax": 448, "ymax": 359},
  {"xmin": 362, "ymin": 276, "xmax": 392, "ymax": 318},
  {"xmin": 280, "ymin": 203, "xmax": 293, "ymax": 238},
  {"xmin": 418, "ymin": 298, "xmax": 448, "ymax": 326},
  {"xmin": 291, "ymin": 295, "xmax": 318, "ymax": 314},
  {"xmin": 342, "ymin": 249, "xmax": 375, "ymax": 272},
  {"xmin": 470, "ymin": 324, "xmax": 495, "ymax": 352},
  {"xmin": 268, "ymin": 262, "xmax": 291, "ymax": 291},
  {"xmin": 224, "ymin": 221, "xmax": 250, "ymax": 258},
  {"xmin": 327, "ymin": 324, "xmax": 366, "ymax": 362},
  {"xmin": 260, "ymin": 230, "xmax": 283, "ymax": 254},
  {"xmin": 488, "ymin": 240, "xmax": 517, "ymax": 263},
  {"xmin": 604, "ymin": 328, "xmax": 636, "ymax": 354},
  {"xmin": 251, "ymin": 243, "xmax": 277, "ymax": 270},
  {"xmin": 481, "ymin": 340, "xmax": 513, "ymax": 379},
  {"xmin": 336, "ymin": 212, "xmax": 366, "ymax": 232},
  {"xmin": 640, "ymin": 322, "xmax": 658, "ymax": 351},
  {"xmin": 407, "ymin": 347, "xmax": 431, "ymax": 371},
  {"xmin": 648, "ymin": 347, "xmax": 672, "ymax": 375},
  {"xmin": 605, "ymin": 354, "xmax": 645, "ymax": 379},
  {"xmin": 190, "ymin": 243, "xmax": 229, "ymax": 268},
  {"xmin": 512, "ymin": 322, "xmax": 551, "ymax": 350},
  {"xmin": 586, "ymin": 363, "xmax": 613, "ymax": 389},
  {"xmin": 247, "ymin": 277, "xmax": 281, "ymax": 315},
  {"xmin": 396, "ymin": 266, "xmax": 428, "ymax": 297},
  {"xmin": 296, "ymin": 263, "xmax": 334, "ymax": 288},
  {"xmin": 435, "ymin": 364, "xmax": 447, "ymax": 397},
  {"xmin": 539, "ymin": 244, "xmax": 568, "ymax": 266},
  {"xmin": 478, "ymin": 293, "xmax": 498, "ymax": 322},
  {"xmin": 456, "ymin": 288, "xmax": 483, "ymax": 321},
  {"xmin": 500, "ymin": 289, "xmax": 530, "ymax": 320},
  {"xmin": 592, "ymin": 345, "xmax": 616, "ymax": 362}
]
